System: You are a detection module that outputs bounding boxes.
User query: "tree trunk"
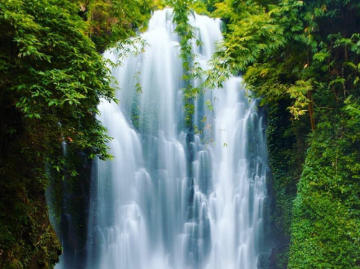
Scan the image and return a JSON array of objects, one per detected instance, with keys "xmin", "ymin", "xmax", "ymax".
[{"xmin": 307, "ymin": 90, "xmax": 316, "ymax": 131}]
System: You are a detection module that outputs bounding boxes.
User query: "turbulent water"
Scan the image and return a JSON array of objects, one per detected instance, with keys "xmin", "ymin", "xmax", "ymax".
[{"xmin": 59, "ymin": 8, "xmax": 272, "ymax": 269}]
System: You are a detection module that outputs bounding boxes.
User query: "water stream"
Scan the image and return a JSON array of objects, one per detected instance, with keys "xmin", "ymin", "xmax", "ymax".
[{"xmin": 66, "ymin": 9, "xmax": 271, "ymax": 269}]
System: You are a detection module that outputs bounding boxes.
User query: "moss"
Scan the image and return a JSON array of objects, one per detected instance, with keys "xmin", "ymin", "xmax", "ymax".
[
  {"xmin": 289, "ymin": 106, "xmax": 360, "ymax": 268},
  {"xmin": 0, "ymin": 165, "xmax": 62, "ymax": 269},
  {"xmin": 0, "ymin": 106, "xmax": 61, "ymax": 268}
]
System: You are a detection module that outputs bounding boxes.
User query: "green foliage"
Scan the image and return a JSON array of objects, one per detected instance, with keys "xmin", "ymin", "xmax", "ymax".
[
  {"xmin": 169, "ymin": 0, "xmax": 224, "ymax": 128},
  {"xmin": 168, "ymin": 0, "xmax": 203, "ymax": 126},
  {"xmin": 77, "ymin": 0, "xmax": 153, "ymax": 52},
  {"xmin": 209, "ymin": 0, "xmax": 360, "ymax": 121},
  {"xmin": 289, "ymin": 100, "xmax": 360, "ymax": 268},
  {"xmin": 208, "ymin": 0, "xmax": 360, "ymax": 267},
  {"xmin": 0, "ymin": 0, "xmax": 150, "ymax": 268},
  {"xmin": 266, "ymin": 100, "xmax": 309, "ymax": 268},
  {"xmin": 190, "ymin": 1, "xmax": 213, "ymax": 15},
  {"xmin": 0, "ymin": 0, "xmax": 116, "ymax": 160}
]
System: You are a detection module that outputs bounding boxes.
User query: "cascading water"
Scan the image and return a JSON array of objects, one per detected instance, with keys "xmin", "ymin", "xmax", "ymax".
[{"xmin": 83, "ymin": 8, "xmax": 271, "ymax": 269}]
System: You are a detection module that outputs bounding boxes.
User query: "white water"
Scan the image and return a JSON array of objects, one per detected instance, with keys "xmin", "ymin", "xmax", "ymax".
[{"xmin": 85, "ymin": 9, "xmax": 271, "ymax": 269}]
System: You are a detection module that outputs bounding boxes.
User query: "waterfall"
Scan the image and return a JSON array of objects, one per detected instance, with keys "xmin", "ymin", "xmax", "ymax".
[{"xmin": 84, "ymin": 8, "xmax": 271, "ymax": 269}]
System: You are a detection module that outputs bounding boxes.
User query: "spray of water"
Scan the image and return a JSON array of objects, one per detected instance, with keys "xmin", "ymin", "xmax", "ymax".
[{"xmin": 73, "ymin": 9, "xmax": 271, "ymax": 269}]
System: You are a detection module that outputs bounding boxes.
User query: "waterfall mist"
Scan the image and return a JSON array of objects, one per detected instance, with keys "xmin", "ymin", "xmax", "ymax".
[{"xmin": 61, "ymin": 9, "xmax": 272, "ymax": 269}]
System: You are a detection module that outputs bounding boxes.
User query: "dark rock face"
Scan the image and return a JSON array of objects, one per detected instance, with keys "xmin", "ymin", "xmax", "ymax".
[
  {"xmin": 0, "ymin": 169, "xmax": 62, "ymax": 269},
  {"xmin": 47, "ymin": 152, "xmax": 93, "ymax": 269},
  {"xmin": 257, "ymin": 252, "xmax": 272, "ymax": 269},
  {"xmin": 0, "ymin": 108, "xmax": 61, "ymax": 269}
]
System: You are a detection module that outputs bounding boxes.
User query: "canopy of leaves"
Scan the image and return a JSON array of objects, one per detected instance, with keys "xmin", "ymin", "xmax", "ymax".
[
  {"xmin": 207, "ymin": 0, "xmax": 360, "ymax": 267},
  {"xmin": 209, "ymin": 0, "xmax": 360, "ymax": 119},
  {"xmin": 0, "ymin": 0, "xmax": 151, "ymax": 267},
  {"xmin": 74, "ymin": 0, "xmax": 153, "ymax": 52}
]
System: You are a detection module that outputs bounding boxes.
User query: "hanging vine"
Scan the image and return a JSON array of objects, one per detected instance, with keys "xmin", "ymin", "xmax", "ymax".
[{"xmin": 169, "ymin": 0, "xmax": 203, "ymax": 127}]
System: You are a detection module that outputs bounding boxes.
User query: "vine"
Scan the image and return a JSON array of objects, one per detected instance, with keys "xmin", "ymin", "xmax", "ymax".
[{"xmin": 169, "ymin": 0, "xmax": 203, "ymax": 127}]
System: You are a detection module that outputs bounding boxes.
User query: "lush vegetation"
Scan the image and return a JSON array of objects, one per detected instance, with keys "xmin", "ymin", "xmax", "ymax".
[
  {"xmin": 167, "ymin": 0, "xmax": 206, "ymax": 126},
  {"xmin": 200, "ymin": 0, "xmax": 360, "ymax": 267},
  {"xmin": 1, "ymin": 0, "xmax": 359, "ymax": 268},
  {"xmin": 0, "ymin": 0, "xmax": 151, "ymax": 268}
]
